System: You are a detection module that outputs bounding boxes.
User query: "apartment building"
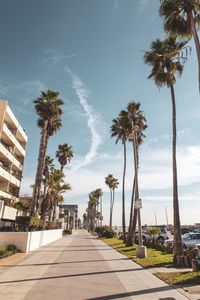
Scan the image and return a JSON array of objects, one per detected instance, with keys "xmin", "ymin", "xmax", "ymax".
[{"xmin": 0, "ymin": 100, "xmax": 27, "ymax": 224}]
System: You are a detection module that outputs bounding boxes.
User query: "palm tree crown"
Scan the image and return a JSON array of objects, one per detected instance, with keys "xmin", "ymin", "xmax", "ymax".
[
  {"xmin": 160, "ymin": 0, "xmax": 200, "ymax": 38},
  {"xmin": 159, "ymin": 0, "xmax": 200, "ymax": 91},
  {"xmin": 56, "ymin": 143, "xmax": 73, "ymax": 172},
  {"xmin": 144, "ymin": 37, "xmax": 189, "ymax": 87}
]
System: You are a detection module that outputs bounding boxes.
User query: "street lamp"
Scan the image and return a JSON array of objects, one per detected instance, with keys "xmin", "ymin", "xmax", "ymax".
[{"xmin": 127, "ymin": 123, "xmax": 147, "ymax": 258}]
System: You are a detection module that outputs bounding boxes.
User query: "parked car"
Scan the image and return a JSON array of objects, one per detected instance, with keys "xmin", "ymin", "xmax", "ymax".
[
  {"xmin": 136, "ymin": 226, "xmax": 169, "ymax": 243},
  {"xmin": 166, "ymin": 232, "xmax": 200, "ymax": 249}
]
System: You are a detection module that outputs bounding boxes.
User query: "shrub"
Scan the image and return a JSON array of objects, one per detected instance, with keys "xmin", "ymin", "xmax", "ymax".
[
  {"xmin": 63, "ymin": 229, "xmax": 72, "ymax": 235},
  {"xmin": 6, "ymin": 244, "xmax": 18, "ymax": 253},
  {"xmin": 0, "ymin": 226, "xmax": 15, "ymax": 232},
  {"xmin": 0, "ymin": 245, "xmax": 19, "ymax": 258},
  {"xmin": 15, "ymin": 216, "xmax": 44, "ymax": 231},
  {"xmin": 95, "ymin": 226, "xmax": 115, "ymax": 238},
  {"xmin": 44, "ymin": 221, "xmax": 58, "ymax": 230}
]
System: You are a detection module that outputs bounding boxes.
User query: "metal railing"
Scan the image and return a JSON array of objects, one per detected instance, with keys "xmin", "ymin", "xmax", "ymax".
[
  {"xmin": 0, "ymin": 139, "xmax": 23, "ymax": 168},
  {"xmin": 4, "ymin": 122, "xmax": 17, "ymax": 137}
]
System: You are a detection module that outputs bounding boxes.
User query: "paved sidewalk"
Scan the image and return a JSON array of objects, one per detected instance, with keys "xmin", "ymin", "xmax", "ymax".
[{"xmin": 0, "ymin": 230, "xmax": 195, "ymax": 299}]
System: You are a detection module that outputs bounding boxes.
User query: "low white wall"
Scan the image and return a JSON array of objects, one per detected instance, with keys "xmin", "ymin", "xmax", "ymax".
[{"xmin": 0, "ymin": 229, "xmax": 62, "ymax": 253}]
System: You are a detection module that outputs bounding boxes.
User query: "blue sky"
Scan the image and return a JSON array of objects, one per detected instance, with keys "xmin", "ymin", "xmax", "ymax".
[{"xmin": 1, "ymin": 0, "xmax": 200, "ymax": 226}]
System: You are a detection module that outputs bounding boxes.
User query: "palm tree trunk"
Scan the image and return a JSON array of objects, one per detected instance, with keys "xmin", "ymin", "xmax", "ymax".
[
  {"xmin": 109, "ymin": 188, "xmax": 112, "ymax": 227},
  {"xmin": 170, "ymin": 83, "xmax": 183, "ymax": 260},
  {"xmin": 126, "ymin": 175, "xmax": 135, "ymax": 247},
  {"xmin": 32, "ymin": 120, "xmax": 48, "ymax": 215},
  {"xmin": 122, "ymin": 140, "xmax": 126, "ymax": 243},
  {"xmin": 111, "ymin": 188, "xmax": 115, "ymax": 227},
  {"xmin": 100, "ymin": 195, "xmax": 103, "ymax": 227},
  {"xmin": 132, "ymin": 207, "xmax": 138, "ymax": 243},
  {"xmin": 133, "ymin": 132, "xmax": 142, "ymax": 246},
  {"xmin": 190, "ymin": 11, "xmax": 200, "ymax": 93},
  {"xmin": 52, "ymin": 200, "xmax": 57, "ymax": 222}
]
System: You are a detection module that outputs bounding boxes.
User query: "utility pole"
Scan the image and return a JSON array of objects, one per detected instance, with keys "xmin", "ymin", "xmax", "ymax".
[
  {"xmin": 165, "ymin": 207, "xmax": 168, "ymax": 226},
  {"xmin": 155, "ymin": 211, "xmax": 157, "ymax": 226}
]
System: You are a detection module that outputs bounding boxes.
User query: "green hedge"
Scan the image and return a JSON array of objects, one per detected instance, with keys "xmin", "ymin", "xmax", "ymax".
[
  {"xmin": 95, "ymin": 226, "xmax": 115, "ymax": 238},
  {"xmin": 45, "ymin": 221, "xmax": 58, "ymax": 230},
  {"xmin": 63, "ymin": 229, "xmax": 72, "ymax": 235},
  {"xmin": 15, "ymin": 216, "xmax": 43, "ymax": 231}
]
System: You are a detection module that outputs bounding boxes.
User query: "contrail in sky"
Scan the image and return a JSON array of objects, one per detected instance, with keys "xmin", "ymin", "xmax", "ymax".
[{"xmin": 65, "ymin": 66, "xmax": 103, "ymax": 171}]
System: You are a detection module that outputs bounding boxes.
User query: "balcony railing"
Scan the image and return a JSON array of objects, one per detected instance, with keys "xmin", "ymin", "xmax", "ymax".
[
  {"xmin": 0, "ymin": 161, "xmax": 10, "ymax": 173},
  {"xmin": 0, "ymin": 139, "xmax": 23, "ymax": 168},
  {"xmin": 0, "ymin": 160, "xmax": 21, "ymax": 181},
  {"xmin": 4, "ymin": 122, "xmax": 17, "ymax": 137}
]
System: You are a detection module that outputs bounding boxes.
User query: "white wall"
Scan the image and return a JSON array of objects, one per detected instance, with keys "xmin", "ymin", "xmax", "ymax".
[{"xmin": 0, "ymin": 229, "xmax": 62, "ymax": 253}]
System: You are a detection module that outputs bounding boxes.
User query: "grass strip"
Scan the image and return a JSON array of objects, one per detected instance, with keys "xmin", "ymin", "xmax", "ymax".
[
  {"xmin": 102, "ymin": 237, "xmax": 200, "ymax": 285},
  {"xmin": 102, "ymin": 237, "xmax": 173, "ymax": 268},
  {"xmin": 155, "ymin": 271, "xmax": 200, "ymax": 285}
]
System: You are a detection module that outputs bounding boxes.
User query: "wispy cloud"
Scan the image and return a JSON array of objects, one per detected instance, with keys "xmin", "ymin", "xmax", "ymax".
[
  {"xmin": 65, "ymin": 66, "xmax": 103, "ymax": 171},
  {"xmin": 43, "ymin": 45, "xmax": 121, "ymax": 65}
]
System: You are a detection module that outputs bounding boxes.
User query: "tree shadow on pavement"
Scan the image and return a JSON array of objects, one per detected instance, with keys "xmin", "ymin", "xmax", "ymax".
[
  {"xmin": 0, "ymin": 267, "xmax": 143, "ymax": 284},
  {"xmin": 1, "ymin": 257, "xmax": 130, "ymax": 268},
  {"xmin": 85, "ymin": 287, "xmax": 177, "ymax": 300}
]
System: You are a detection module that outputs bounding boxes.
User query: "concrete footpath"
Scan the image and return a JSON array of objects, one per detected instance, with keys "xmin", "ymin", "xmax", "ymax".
[{"xmin": 0, "ymin": 230, "xmax": 196, "ymax": 300}]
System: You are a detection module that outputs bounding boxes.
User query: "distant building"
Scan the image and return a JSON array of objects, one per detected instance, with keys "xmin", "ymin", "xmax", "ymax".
[
  {"xmin": 19, "ymin": 195, "xmax": 32, "ymax": 207},
  {"xmin": 0, "ymin": 100, "xmax": 27, "ymax": 226},
  {"xmin": 59, "ymin": 204, "xmax": 78, "ymax": 229}
]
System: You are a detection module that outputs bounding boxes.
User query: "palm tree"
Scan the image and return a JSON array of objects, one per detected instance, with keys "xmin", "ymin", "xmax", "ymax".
[
  {"xmin": 125, "ymin": 102, "xmax": 147, "ymax": 247},
  {"xmin": 87, "ymin": 191, "xmax": 99, "ymax": 231},
  {"xmin": 47, "ymin": 168, "xmax": 71, "ymax": 221},
  {"xmin": 110, "ymin": 177, "xmax": 119, "ymax": 227},
  {"xmin": 160, "ymin": 0, "xmax": 200, "ymax": 91},
  {"xmin": 105, "ymin": 174, "xmax": 114, "ymax": 227},
  {"xmin": 92, "ymin": 188, "xmax": 103, "ymax": 226},
  {"xmin": 111, "ymin": 114, "xmax": 129, "ymax": 243},
  {"xmin": 144, "ymin": 37, "xmax": 189, "ymax": 261},
  {"xmin": 56, "ymin": 143, "xmax": 73, "ymax": 172},
  {"xmin": 32, "ymin": 89, "xmax": 64, "ymax": 215}
]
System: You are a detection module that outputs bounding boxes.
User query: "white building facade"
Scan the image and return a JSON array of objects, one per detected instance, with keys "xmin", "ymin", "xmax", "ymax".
[{"xmin": 0, "ymin": 100, "xmax": 27, "ymax": 226}]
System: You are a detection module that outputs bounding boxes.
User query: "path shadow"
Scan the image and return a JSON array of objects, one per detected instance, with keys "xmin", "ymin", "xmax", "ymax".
[
  {"xmin": 85, "ymin": 287, "xmax": 177, "ymax": 299},
  {"xmin": 0, "ymin": 267, "xmax": 143, "ymax": 284},
  {"xmin": 1, "ymin": 257, "xmax": 130, "ymax": 268}
]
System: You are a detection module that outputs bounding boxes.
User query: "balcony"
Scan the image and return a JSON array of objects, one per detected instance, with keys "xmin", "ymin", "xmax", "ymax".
[
  {"xmin": 0, "ymin": 164, "xmax": 20, "ymax": 187},
  {"xmin": 6, "ymin": 105, "xmax": 28, "ymax": 142},
  {"xmin": 0, "ymin": 139, "xmax": 23, "ymax": 171},
  {"xmin": 0, "ymin": 190, "xmax": 19, "ymax": 201},
  {"xmin": 2, "ymin": 123, "xmax": 25, "ymax": 157}
]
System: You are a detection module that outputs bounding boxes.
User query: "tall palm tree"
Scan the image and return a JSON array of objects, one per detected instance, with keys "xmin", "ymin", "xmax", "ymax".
[
  {"xmin": 48, "ymin": 168, "xmax": 71, "ymax": 221},
  {"xmin": 87, "ymin": 191, "xmax": 99, "ymax": 231},
  {"xmin": 93, "ymin": 188, "xmax": 103, "ymax": 226},
  {"xmin": 144, "ymin": 37, "xmax": 189, "ymax": 260},
  {"xmin": 105, "ymin": 174, "xmax": 114, "ymax": 227},
  {"xmin": 125, "ymin": 102, "xmax": 147, "ymax": 247},
  {"xmin": 110, "ymin": 177, "xmax": 119, "ymax": 227},
  {"xmin": 160, "ymin": 0, "xmax": 200, "ymax": 91},
  {"xmin": 56, "ymin": 143, "xmax": 73, "ymax": 172},
  {"xmin": 111, "ymin": 114, "xmax": 129, "ymax": 243},
  {"xmin": 32, "ymin": 89, "xmax": 64, "ymax": 215}
]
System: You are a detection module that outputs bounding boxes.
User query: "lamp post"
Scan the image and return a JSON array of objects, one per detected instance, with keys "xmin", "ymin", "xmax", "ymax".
[{"xmin": 127, "ymin": 123, "xmax": 147, "ymax": 258}]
